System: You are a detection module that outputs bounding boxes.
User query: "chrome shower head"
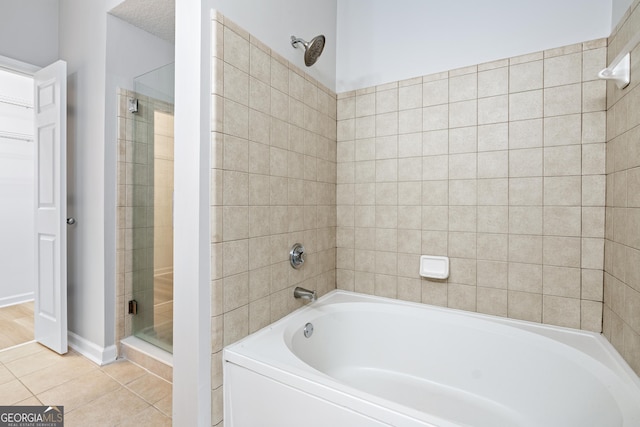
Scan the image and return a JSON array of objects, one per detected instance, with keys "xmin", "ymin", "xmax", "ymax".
[{"xmin": 291, "ymin": 34, "xmax": 326, "ymax": 67}]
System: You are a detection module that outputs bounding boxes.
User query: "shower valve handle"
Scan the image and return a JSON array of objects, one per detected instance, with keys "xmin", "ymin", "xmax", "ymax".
[{"xmin": 290, "ymin": 243, "xmax": 305, "ymax": 269}]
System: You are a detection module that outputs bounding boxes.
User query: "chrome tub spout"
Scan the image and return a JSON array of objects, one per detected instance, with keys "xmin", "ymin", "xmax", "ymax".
[{"xmin": 294, "ymin": 286, "xmax": 317, "ymax": 302}]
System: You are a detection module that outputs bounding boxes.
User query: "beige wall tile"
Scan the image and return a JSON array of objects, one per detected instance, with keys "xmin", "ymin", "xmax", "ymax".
[
  {"xmin": 478, "ymin": 67, "xmax": 509, "ymax": 98},
  {"xmin": 448, "ymin": 283, "xmax": 476, "ymax": 311},
  {"xmin": 623, "ymin": 325, "xmax": 640, "ymax": 374},
  {"xmin": 477, "ymin": 287, "xmax": 508, "ymax": 316},
  {"xmin": 544, "ymin": 145, "xmax": 582, "ymax": 176},
  {"xmin": 449, "ymin": 100, "xmax": 477, "ymax": 128},
  {"xmin": 223, "ymin": 305, "xmax": 249, "ymax": 346},
  {"xmin": 543, "ymin": 265, "xmax": 581, "ymax": 297},
  {"xmin": 478, "ymin": 95, "xmax": 508, "ymax": 125},
  {"xmin": 583, "ymin": 111, "xmax": 606, "ymax": 143},
  {"xmin": 544, "ymin": 53, "xmax": 582, "ymax": 87},
  {"xmin": 543, "ymin": 295, "xmax": 580, "ymax": 328},
  {"xmin": 449, "ymin": 126, "xmax": 477, "ymax": 154},
  {"xmin": 509, "ymin": 206, "xmax": 542, "ymax": 235},
  {"xmin": 478, "ymin": 178, "xmax": 508, "ymax": 206},
  {"xmin": 423, "ymin": 129, "xmax": 449, "ymax": 155},
  {"xmin": 449, "ymin": 153, "xmax": 477, "ymax": 179},
  {"xmin": 224, "ymin": 27, "xmax": 249, "ymax": 72},
  {"xmin": 423, "ymin": 79, "xmax": 449, "ymax": 106},
  {"xmin": 448, "ymin": 232, "xmax": 477, "ymax": 258},
  {"xmin": 581, "ymin": 300, "xmax": 603, "ymax": 332},
  {"xmin": 449, "ymin": 180, "xmax": 477, "ymax": 205},
  {"xmin": 477, "ymin": 206, "xmax": 508, "ymax": 233},
  {"xmin": 397, "ymin": 277, "xmax": 421, "ymax": 302},
  {"xmin": 509, "ymin": 90, "xmax": 543, "ymax": 120},
  {"xmin": 477, "ymin": 233, "xmax": 508, "ymax": 261},
  {"xmin": 448, "ymin": 257, "xmax": 476, "ymax": 285},
  {"xmin": 543, "ymin": 236, "xmax": 581, "ymax": 267},
  {"xmin": 508, "ymin": 235, "xmax": 542, "ymax": 264},
  {"xmin": 509, "ymin": 148, "xmax": 543, "ymax": 177},
  {"xmin": 543, "ymin": 206, "xmax": 582, "ymax": 236},
  {"xmin": 477, "ymin": 260, "xmax": 508, "ymax": 289},
  {"xmin": 509, "ymin": 119, "xmax": 543, "ymax": 149},
  {"xmin": 398, "ymin": 133, "xmax": 423, "ymax": 158},
  {"xmin": 508, "ymin": 291, "xmax": 542, "ymax": 322},
  {"xmin": 422, "ymin": 280, "xmax": 447, "ymax": 306},
  {"xmin": 544, "ymin": 114, "xmax": 581, "ymax": 147},
  {"xmin": 223, "ymin": 63, "xmax": 249, "ymax": 106},
  {"xmin": 399, "ymin": 84, "xmax": 422, "ymax": 110},
  {"xmin": 583, "ymin": 80, "xmax": 606, "ymax": 112},
  {"xmin": 478, "ymin": 123, "xmax": 508, "ymax": 152},
  {"xmin": 478, "ymin": 151, "xmax": 508, "ymax": 178},
  {"xmin": 544, "ymin": 84, "xmax": 581, "ymax": 117},
  {"xmin": 449, "ymin": 73, "xmax": 477, "ymax": 102},
  {"xmin": 508, "ymin": 262, "xmax": 542, "ymax": 293},
  {"xmin": 422, "ymin": 230, "xmax": 449, "ymax": 255},
  {"xmin": 544, "ymin": 176, "xmax": 582, "ymax": 206},
  {"xmin": 510, "ymin": 60, "xmax": 543, "ymax": 92},
  {"xmin": 377, "ymin": 88, "xmax": 398, "ymax": 113}
]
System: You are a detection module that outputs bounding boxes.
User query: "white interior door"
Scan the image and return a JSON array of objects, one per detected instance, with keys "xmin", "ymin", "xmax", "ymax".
[{"xmin": 33, "ymin": 60, "xmax": 67, "ymax": 354}]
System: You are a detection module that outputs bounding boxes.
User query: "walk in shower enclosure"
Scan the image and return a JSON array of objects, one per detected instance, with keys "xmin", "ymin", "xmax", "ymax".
[{"xmin": 129, "ymin": 63, "xmax": 175, "ymax": 353}]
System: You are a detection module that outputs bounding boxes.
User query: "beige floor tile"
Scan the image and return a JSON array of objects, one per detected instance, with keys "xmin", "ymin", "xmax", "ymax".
[
  {"xmin": 0, "ymin": 327, "xmax": 33, "ymax": 351},
  {"xmin": 13, "ymin": 315, "xmax": 34, "ymax": 330},
  {"xmin": 117, "ymin": 406, "xmax": 172, "ymax": 427},
  {"xmin": 0, "ymin": 379, "xmax": 33, "ymax": 405},
  {"xmin": 154, "ymin": 393, "xmax": 172, "ymax": 417},
  {"xmin": 37, "ymin": 370, "xmax": 120, "ymax": 412},
  {"xmin": 0, "ymin": 364, "xmax": 15, "ymax": 386},
  {"xmin": 15, "ymin": 395, "xmax": 42, "ymax": 405},
  {"xmin": 20, "ymin": 352, "xmax": 98, "ymax": 395},
  {"xmin": 102, "ymin": 359, "xmax": 146, "ymax": 385},
  {"xmin": 0, "ymin": 342, "xmax": 46, "ymax": 364},
  {"xmin": 64, "ymin": 387, "xmax": 149, "ymax": 427},
  {"xmin": 4, "ymin": 347, "xmax": 60, "ymax": 377},
  {"xmin": 0, "ymin": 303, "xmax": 35, "ymax": 351},
  {"xmin": 127, "ymin": 373, "xmax": 172, "ymax": 404},
  {"xmin": 0, "ymin": 303, "xmax": 33, "ymax": 321}
]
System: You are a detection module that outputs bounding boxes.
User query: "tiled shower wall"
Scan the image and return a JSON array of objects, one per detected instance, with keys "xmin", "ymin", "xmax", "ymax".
[
  {"xmin": 209, "ymin": 13, "xmax": 337, "ymax": 424},
  {"xmin": 335, "ymin": 41, "xmax": 608, "ymax": 332},
  {"xmin": 604, "ymin": 0, "xmax": 640, "ymax": 375}
]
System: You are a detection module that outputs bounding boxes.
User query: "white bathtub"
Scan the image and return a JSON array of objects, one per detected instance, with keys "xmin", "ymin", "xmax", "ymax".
[{"xmin": 223, "ymin": 291, "xmax": 640, "ymax": 426}]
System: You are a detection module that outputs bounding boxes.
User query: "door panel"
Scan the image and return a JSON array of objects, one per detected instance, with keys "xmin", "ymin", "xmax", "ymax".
[{"xmin": 33, "ymin": 60, "xmax": 67, "ymax": 354}]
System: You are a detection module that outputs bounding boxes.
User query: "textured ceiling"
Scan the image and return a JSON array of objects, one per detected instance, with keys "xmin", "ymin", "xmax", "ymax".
[{"xmin": 109, "ymin": 0, "xmax": 175, "ymax": 43}]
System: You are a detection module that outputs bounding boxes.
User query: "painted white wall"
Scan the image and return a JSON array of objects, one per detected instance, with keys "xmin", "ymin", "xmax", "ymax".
[
  {"xmin": 0, "ymin": 139, "xmax": 34, "ymax": 306},
  {"xmin": 0, "ymin": 70, "xmax": 34, "ymax": 306},
  {"xmin": 613, "ymin": 0, "xmax": 635, "ymax": 29},
  {"xmin": 208, "ymin": 0, "xmax": 337, "ymax": 90},
  {"xmin": 0, "ymin": 0, "xmax": 59, "ymax": 67},
  {"xmin": 59, "ymin": 0, "xmax": 110, "ymax": 352},
  {"xmin": 172, "ymin": 2, "xmax": 212, "ymax": 425},
  {"xmin": 0, "ymin": 70, "xmax": 35, "ymax": 306},
  {"xmin": 336, "ymin": 0, "xmax": 613, "ymax": 92}
]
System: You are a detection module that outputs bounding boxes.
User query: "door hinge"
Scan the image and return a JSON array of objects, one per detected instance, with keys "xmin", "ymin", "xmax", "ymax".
[{"xmin": 128, "ymin": 300, "xmax": 137, "ymax": 315}]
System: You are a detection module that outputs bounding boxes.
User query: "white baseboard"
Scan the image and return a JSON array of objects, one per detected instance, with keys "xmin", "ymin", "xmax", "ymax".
[
  {"xmin": 0, "ymin": 292, "xmax": 34, "ymax": 308},
  {"xmin": 68, "ymin": 331, "xmax": 117, "ymax": 366}
]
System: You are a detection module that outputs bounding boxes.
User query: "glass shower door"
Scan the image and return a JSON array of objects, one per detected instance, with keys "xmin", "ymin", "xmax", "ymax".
[{"xmin": 130, "ymin": 63, "xmax": 174, "ymax": 353}]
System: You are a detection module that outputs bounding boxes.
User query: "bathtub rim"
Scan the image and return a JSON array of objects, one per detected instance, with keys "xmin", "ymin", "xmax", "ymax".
[{"xmin": 223, "ymin": 290, "xmax": 640, "ymax": 426}]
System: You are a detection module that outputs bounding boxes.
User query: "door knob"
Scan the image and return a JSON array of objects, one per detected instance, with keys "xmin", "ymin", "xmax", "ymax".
[{"xmin": 66, "ymin": 217, "xmax": 76, "ymax": 225}]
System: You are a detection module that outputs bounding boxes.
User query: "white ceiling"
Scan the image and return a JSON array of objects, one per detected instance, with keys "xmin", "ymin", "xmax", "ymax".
[{"xmin": 109, "ymin": 0, "xmax": 175, "ymax": 43}]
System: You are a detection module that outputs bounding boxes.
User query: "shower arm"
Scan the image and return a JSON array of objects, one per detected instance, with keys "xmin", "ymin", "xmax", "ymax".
[{"xmin": 291, "ymin": 36, "xmax": 307, "ymax": 48}]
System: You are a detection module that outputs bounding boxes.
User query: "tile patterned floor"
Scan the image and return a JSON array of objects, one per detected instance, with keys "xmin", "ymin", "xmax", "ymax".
[
  {"xmin": 0, "ymin": 301, "xmax": 34, "ymax": 350},
  {"xmin": 0, "ymin": 342, "xmax": 172, "ymax": 426}
]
